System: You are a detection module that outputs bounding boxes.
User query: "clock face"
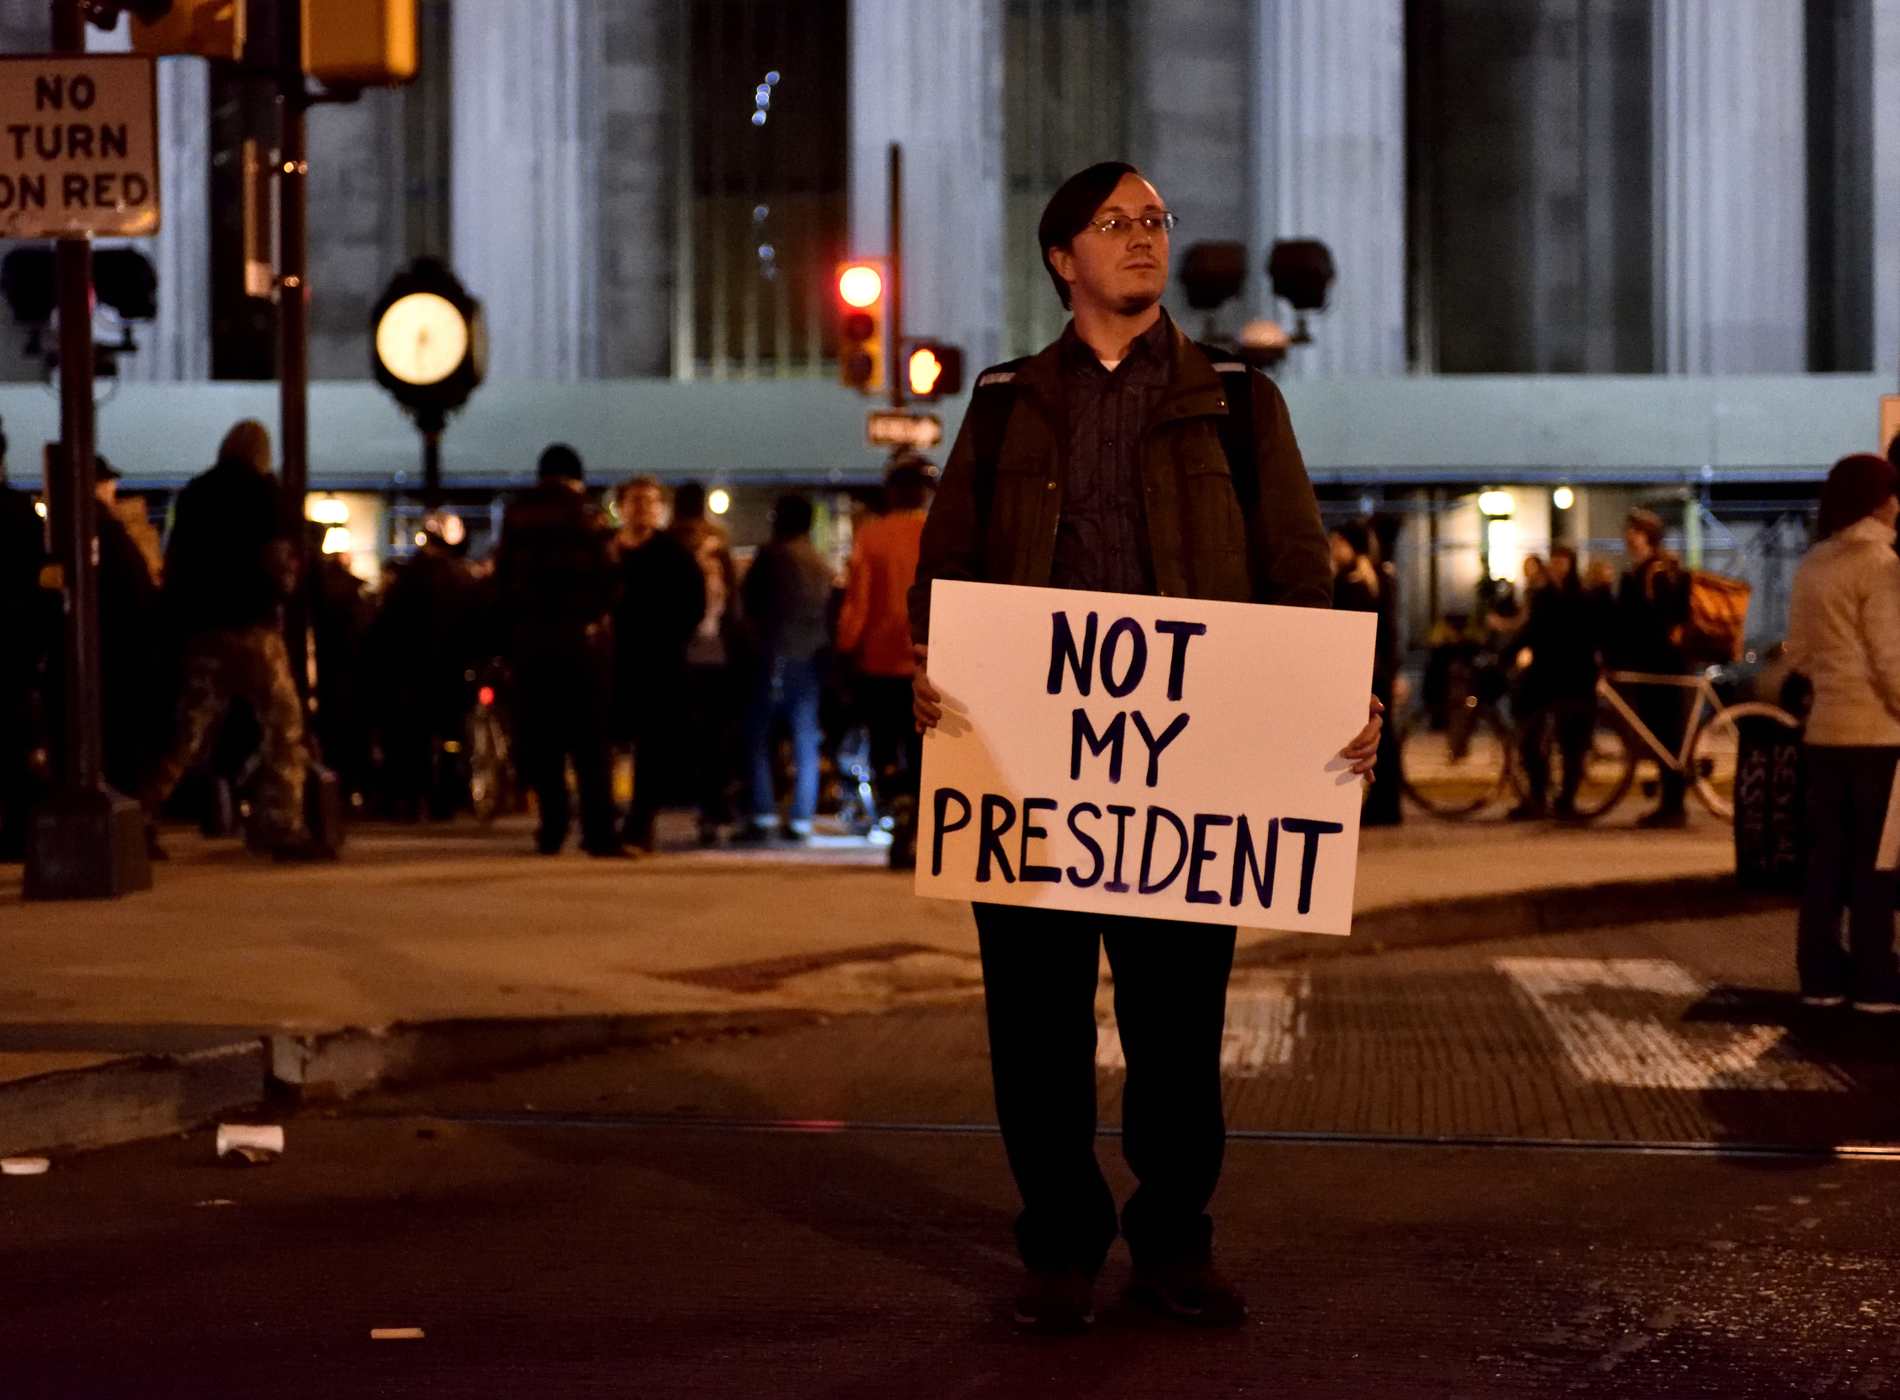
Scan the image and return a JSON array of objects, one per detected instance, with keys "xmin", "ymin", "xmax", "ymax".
[{"xmin": 375, "ymin": 291, "xmax": 469, "ymax": 386}]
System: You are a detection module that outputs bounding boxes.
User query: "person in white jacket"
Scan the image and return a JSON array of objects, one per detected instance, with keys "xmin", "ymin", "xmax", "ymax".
[{"xmin": 1786, "ymin": 453, "xmax": 1900, "ymax": 1011}]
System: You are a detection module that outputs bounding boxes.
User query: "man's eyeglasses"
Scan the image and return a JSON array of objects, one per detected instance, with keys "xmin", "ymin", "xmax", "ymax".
[{"xmin": 1084, "ymin": 211, "xmax": 1178, "ymax": 239}]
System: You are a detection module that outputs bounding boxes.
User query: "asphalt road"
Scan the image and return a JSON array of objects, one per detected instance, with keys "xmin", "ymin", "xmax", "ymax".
[{"xmin": 11, "ymin": 910, "xmax": 1900, "ymax": 1397}]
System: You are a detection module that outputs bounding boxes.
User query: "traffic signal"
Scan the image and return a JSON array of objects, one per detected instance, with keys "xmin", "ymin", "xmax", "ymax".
[
  {"xmin": 129, "ymin": 1, "xmax": 244, "ymax": 62},
  {"xmin": 905, "ymin": 342, "xmax": 964, "ymax": 400},
  {"xmin": 835, "ymin": 260, "xmax": 885, "ymax": 394},
  {"xmin": 303, "ymin": 0, "xmax": 418, "ymax": 86}
]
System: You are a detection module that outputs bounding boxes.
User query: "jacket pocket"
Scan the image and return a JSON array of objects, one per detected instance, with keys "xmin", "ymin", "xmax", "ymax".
[{"xmin": 1181, "ymin": 459, "xmax": 1249, "ymax": 559}]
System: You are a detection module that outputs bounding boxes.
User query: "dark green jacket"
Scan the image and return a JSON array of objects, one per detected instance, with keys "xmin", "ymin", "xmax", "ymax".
[{"xmin": 909, "ymin": 320, "xmax": 1332, "ymax": 641}]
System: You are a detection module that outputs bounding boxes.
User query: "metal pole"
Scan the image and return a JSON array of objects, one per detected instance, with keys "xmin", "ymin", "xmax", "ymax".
[
  {"xmin": 51, "ymin": 0, "xmax": 97, "ymax": 794},
  {"xmin": 888, "ymin": 140, "xmax": 904, "ymax": 410},
  {"xmin": 278, "ymin": 0, "xmax": 310, "ymax": 697},
  {"xmin": 422, "ymin": 428, "xmax": 442, "ymax": 502},
  {"xmin": 25, "ymin": 0, "xmax": 150, "ymax": 898}
]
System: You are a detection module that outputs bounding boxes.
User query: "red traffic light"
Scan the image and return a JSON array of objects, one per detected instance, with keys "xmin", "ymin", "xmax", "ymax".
[{"xmin": 837, "ymin": 263, "xmax": 883, "ymax": 309}]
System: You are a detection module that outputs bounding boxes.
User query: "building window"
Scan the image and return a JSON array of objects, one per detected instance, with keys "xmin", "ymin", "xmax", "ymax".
[
  {"xmin": 1002, "ymin": 0, "xmax": 1131, "ymax": 359},
  {"xmin": 678, "ymin": 0, "xmax": 847, "ymax": 380}
]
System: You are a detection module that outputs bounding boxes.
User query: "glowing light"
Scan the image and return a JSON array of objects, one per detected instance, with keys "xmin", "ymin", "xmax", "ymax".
[
  {"xmin": 708, "ymin": 488, "xmax": 732, "ymax": 516},
  {"xmin": 1552, "ymin": 485, "xmax": 1576, "ymax": 511},
  {"xmin": 1486, "ymin": 518, "xmax": 1523, "ymax": 582},
  {"xmin": 321, "ymin": 526, "xmax": 354, "ymax": 556},
  {"xmin": 439, "ymin": 514, "xmax": 466, "ymax": 547},
  {"xmin": 34, "ymin": 500, "xmax": 46, "ymax": 519},
  {"xmin": 1477, "ymin": 490, "xmax": 1517, "ymax": 518},
  {"xmin": 477, "ymin": 686, "xmax": 496, "ymax": 707},
  {"xmin": 414, "ymin": 531, "xmax": 428, "ymax": 547},
  {"xmin": 907, "ymin": 347, "xmax": 943, "ymax": 397},
  {"xmin": 837, "ymin": 264, "xmax": 883, "ymax": 309},
  {"xmin": 306, "ymin": 495, "xmax": 349, "ymax": 525}
]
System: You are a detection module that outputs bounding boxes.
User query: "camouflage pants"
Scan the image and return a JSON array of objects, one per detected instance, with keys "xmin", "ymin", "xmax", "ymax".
[{"xmin": 144, "ymin": 626, "xmax": 308, "ymax": 842}]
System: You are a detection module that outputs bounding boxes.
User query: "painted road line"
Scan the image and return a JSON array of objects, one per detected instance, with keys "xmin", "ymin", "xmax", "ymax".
[
  {"xmin": 1496, "ymin": 957, "xmax": 1850, "ymax": 1093},
  {"xmin": 1097, "ymin": 974, "xmax": 1309, "ymax": 1077}
]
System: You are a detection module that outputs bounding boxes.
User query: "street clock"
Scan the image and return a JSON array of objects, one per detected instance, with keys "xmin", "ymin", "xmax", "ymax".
[
  {"xmin": 370, "ymin": 256, "xmax": 485, "ymax": 432},
  {"xmin": 371, "ymin": 257, "xmax": 485, "ymax": 499}
]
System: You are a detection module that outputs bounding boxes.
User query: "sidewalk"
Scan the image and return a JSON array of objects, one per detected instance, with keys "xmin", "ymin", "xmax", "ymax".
[{"xmin": 0, "ymin": 808, "xmax": 1754, "ymax": 1153}]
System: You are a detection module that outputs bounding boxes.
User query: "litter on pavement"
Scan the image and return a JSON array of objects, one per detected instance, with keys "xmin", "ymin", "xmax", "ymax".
[
  {"xmin": 370, "ymin": 1328, "xmax": 425, "ymax": 1341},
  {"xmin": 215, "ymin": 1124, "xmax": 285, "ymax": 1164},
  {"xmin": 1, "ymin": 1157, "xmax": 50, "ymax": 1176}
]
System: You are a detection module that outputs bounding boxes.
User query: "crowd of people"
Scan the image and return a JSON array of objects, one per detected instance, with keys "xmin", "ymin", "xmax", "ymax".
[{"xmin": 0, "ymin": 421, "xmax": 937, "ymax": 866}]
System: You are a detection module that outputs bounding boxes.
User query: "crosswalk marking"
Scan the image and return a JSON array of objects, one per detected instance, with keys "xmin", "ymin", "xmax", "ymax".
[
  {"xmin": 1096, "ymin": 974, "xmax": 1308, "ymax": 1077},
  {"xmin": 1496, "ymin": 957, "xmax": 1851, "ymax": 1094}
]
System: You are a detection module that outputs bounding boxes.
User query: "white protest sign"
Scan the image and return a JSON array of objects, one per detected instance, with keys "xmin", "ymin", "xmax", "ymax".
[
  {"xmin": 0, "ymin": 55, "xmax": 158, "ymax": 239},
  {"xmin": 916, "ymin": 580, "xmax": 1376, "ymax": 936}
]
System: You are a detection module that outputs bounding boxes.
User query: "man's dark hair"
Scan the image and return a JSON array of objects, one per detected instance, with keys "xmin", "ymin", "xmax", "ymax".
[
  {"xmin": 1625, "ymin": 508, "xmax": 1665, "ymax": 546},
  {"xmin": 617, "ymin": 473, "xmax": 664, "ymax": 502},
  {"xmin": 538, "ymin": 443, "xmax": 585, "ymax": 484},
  {"xmin": 1331, "ymin": 518, "xmax": 1371, "ymax": 560},
  {"xmin": 772, "ymin": 492, "xmax": 814, "ymax": 541},
  {"xmin": 1038, "ymin": 160, "xmax": 1140, "ymax": 309},
  {"xmin": 674, "ymin": 481, "xmax": 708, "ymax": 521},
  {"xmin": 885, "ymin": 462, "xmax": 933, "ymax": 511}
]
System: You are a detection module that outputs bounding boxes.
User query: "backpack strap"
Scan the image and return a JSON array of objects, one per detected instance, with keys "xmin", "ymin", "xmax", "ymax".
[
  {"xmin": 968, "ymin": 363, "xmax": 1024, "ymax": 536},
  {"xmin": 1195, "ymin": 342, "xmax": 1260, "ymax": 515}
]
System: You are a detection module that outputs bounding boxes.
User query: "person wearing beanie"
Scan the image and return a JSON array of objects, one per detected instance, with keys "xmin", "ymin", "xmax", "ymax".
[
  {"xmin": 1786, "ymin": 452, "xmax": 1900, "ymax": 1011},
  {"xmin": 141, "ymin": 420, "xmax": 323, "ymax": 861},
  {"xmin": 494, "ymin": 442, "xmax": 624, "ymax": 856},
  {"xmin": 1611, "ymin": 507, "xmax": 1693, "ymax": 827}
]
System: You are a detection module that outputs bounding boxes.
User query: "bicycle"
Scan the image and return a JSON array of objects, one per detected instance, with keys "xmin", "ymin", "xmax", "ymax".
[
  {"xmin": 1556, "ymin": 670, "xmax": 1798, "ymax": 822},
  {"xmin": 1398, "ymin": 652, "xmax": 1519, "ymax": 817}
]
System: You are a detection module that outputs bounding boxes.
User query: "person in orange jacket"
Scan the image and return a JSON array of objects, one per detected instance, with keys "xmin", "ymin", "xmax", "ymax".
[{"xmin": 835, "ymin": 459, "xmax": 933, "ymax": 820}]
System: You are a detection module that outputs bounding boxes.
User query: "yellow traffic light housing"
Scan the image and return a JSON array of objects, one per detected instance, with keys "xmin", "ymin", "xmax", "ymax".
[
  {"xmin": 130, "ymin": 0, "xmax": 244, "ymax": 61},
  {"xmin": 836, "ymin": 260, "xmax": 885, "ymax": 394},
  {"xmin": 303, "ymin": 0, "xmax": 418, "ymax": 85}
]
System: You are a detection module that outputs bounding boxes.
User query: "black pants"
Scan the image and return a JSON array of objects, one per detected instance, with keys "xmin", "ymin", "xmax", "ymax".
[
  {"xmin": 623, "ymin": 671, "xmax": 685, "ymax": 845},
  {"xmin": 1634, "ymin": 684, "xmax": 1690, "ymax": 812},
  {"xmin": 1519, "ymin": 693, "xmax": 1595, "ymax": 806},
  {"xmin": 1361, "ymin": 679, "xmax": 1402, "ymax": 825},
  {"xmin": 974, "ymin": 902, "xmax": 1235, "ymax": 1275},
  {"xmin": 0, "ymin": 667, "xmax": 39, "ymax": 860},
  {"xmin": 1798, "ymin": 745, "xmax": 1900, "ymax": 1001},
  {"xmin": 859, "ymin": 673, "xmax": 920, "ymax": 802},
  {"xmin": 682, "ymin": 663, "xmax": 736, "ymax": 826},
  {"xmin": 513, "ymin": 638, "xmax": 617, "ymax": 853}
]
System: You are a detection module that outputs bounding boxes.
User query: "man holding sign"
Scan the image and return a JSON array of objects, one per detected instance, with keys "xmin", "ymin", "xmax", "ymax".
[{"xmin": 909, "ymin": 163, "xmax": 1380, "ymax": 1334}]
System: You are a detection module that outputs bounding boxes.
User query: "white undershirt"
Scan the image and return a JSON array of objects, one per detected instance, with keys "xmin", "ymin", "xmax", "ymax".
[{"xmin": 1098, "ymin": 358, "xmax": 1122, "ymax": 372}]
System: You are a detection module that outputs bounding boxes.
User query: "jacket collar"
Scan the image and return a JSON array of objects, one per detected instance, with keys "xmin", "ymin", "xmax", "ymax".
[{"xmin": 1013, "ymin": 310, "xmax": 1230, "ymax": 424}]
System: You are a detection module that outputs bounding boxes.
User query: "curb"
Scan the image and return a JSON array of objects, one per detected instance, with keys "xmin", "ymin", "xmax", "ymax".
[
  {"xmin": 1237, "ymin": 873, "xmax": 1792, "ymax": 968},
  {"xmin": 1, "ymin": 875, "xmax": 1793, "ymax": 1159}
]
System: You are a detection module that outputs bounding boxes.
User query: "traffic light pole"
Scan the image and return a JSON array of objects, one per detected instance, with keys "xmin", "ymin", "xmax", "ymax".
[
  {"xmin": 277, "ymin": 0, "xmax": 311, "ymax": 699},
  {"xmin": 888, "ymin": 141, "xmax": 904, "ymax": 412},
  {"xmin": 24, "ymin": 0, "xmax": 150, "ymax": 899}
]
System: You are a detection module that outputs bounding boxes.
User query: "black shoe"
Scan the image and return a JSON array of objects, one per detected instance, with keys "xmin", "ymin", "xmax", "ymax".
[
  {"xmin": 1505, "ymin": 800, "xmax": 1547, "ymax": 822},
  {"xmin": 1012, "ymin": 1270, "xmax": 1094, "ymax": 1335},
  {"xmin": 731, "ymin": 823, "xmax": 773, "ymax": 846},
  {"xmin": 267, "ymin": 837, "xmax": 339, "ymax": 864},
  {"xmin": 778, "ymin": 822, "xmax": 811, "ymax": 844},
  {"xmin": 534, "ymin": 833, "xmax": 565, "ymax": 856},
  {"xmin": 145, "ymin": 824, "xmax": 170, "ymax": 861},
  {"xmin": 1125, "ymin": 1257, "xmax": 1247, "ymax": 1328},
  {"xmin": 583, "ymin": 841, "xmax": 641, "ymax": 860},
  {"xmin": 1552, "ymin": 797, "xmax": 1581, "ymax": 822},
  {"xmin": 1636, "ymin": 806, "xmax": 1689, "ymax": 830},
  {"xmin": 696, "ymin": 822, "xmax": 722, "ymax": 848}
]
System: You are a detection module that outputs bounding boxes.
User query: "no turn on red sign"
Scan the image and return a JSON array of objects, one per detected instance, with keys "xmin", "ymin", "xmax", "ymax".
[{"xmin": 0, "ymin": 55, "xmax": 157, "ymax": 238}]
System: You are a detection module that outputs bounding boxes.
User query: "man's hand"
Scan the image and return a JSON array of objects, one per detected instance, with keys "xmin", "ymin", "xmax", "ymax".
[
  {"xmin": 913, "ymin": 644, "xmax": 943, "ymax": 732},
  {"xmin": 1341, "ymin": 695, "xmax": 1384, "ymax": 778}
]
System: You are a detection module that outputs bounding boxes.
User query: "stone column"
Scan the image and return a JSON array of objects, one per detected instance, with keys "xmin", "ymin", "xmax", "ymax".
[
  {"xmin": 850, "ymin": 0, "xmax": 1006, "ymax": 375},
  {"xmin": 597, "ymin": 0, "xmax": 673, "ymax": 377},
  {"xmin": 1875, "ymin": 0, "xmax": 1900, "ymax": 383},
  {"xmin": 1653, "ymin": 0, "xmax": 1808, "ymax": 373},
  {"xmin": 451, "ymin": 0, "xmax": 601, "ymax": 380},
  {"xmin": 1248, "ymin": 0, "xmax": 1407, "ymax": 377}
]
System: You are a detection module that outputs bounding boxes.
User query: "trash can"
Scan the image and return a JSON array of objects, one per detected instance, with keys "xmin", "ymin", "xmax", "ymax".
[{"xmin": 1732, "ymin": 714, "xmax": 1804, "ymax": 893}]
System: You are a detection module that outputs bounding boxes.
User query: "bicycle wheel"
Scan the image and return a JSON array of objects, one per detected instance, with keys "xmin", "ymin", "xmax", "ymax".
[
  {"xmin": 1400, "ymin": 703, "xmax": 1512, "ymax": 817},
  {"xmin": 1690, "ymin": 702, "xmax": 1800, "ymax": 819},
  {"xmin": 1539, "ymin": 703, "xmax": 1637, "ymax": 821},
  {"xmin": 467, "ymin": 710, "xmax": 511, "ymax": 825}
]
